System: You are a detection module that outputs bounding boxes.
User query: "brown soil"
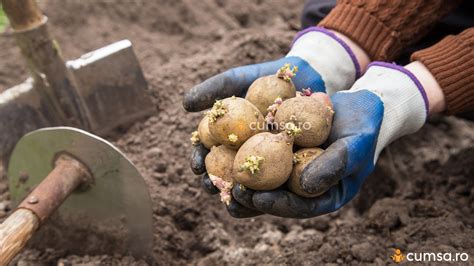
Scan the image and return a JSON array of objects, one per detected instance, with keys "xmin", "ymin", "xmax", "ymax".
[{"xmin": 1, "ymin": 1, "xmax": 473, "ymax": 265}]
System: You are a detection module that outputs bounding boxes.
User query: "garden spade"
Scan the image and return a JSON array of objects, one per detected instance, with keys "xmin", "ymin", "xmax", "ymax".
[
  {"xmin": 0, "ymin": 127, "xmax": 154, "ymax": 265},
  {"xmin": 0, "ymin": 0, "xmax": 155, "ymax": 159}
]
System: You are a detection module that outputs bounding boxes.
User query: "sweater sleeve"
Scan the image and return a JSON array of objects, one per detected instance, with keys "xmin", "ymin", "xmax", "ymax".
[
  {"xmin": 318, "ymin": 0, "xmax": 462, "ymax": 61},
  {"xmin": 411, "ymin": 28, "xmax": 474, "ymax": 115}
]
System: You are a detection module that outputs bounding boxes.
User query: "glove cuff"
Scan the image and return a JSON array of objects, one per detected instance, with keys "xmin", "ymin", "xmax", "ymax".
[
  {"xmin": 349, "ymin": 62, "xmax": 428, "ymax": 161},
  {"xmin": 287, "ymin": 26, "xmax": 360, "ymax": 95}
]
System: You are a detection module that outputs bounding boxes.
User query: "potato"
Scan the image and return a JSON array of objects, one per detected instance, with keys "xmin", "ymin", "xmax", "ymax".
[
  {"xmin": 197, "ymin": 116, "xmax": 219, "ymax": 149},
  {"xmin": 299, "ymin": 89, "xmax": 334, "ymax": 110},
  {"xmin": 245, "ymin": 64, "xmax": 298, "ymax": 115},
  {"xmin": 274, "ymin": 94, "xmax": 334, "ymax": 147},
  {"xmin": 205, "ymin": 145, "xmax": 236, "ymax": 182},
  {"xmin": 233, "ymin": 124, "xmax": 300, "ymax": 190},
  {"xmin": 207, "ymin": 97, "xmax": 265, "ymax": 149},
  {"xmin": 246, "ymin": 76, "xmax": 296, "ymax": 115},
  {"xmin": 205, "ymin": 145, "xmax": 237, "ymax": 205},
  {"xmin": 288, "ymin": 147, "xmax": 324, "ymax": 197},
  {"xmin": 311, "ymin": 92, "xmax": 333, "ymax": 110}
]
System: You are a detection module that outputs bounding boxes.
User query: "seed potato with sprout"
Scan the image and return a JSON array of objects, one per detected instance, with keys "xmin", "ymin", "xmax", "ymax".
[
  {"xmin": 190, "ymin": 131, "xmax": 200, "ymax": 146},
  {"xmin": 233, "ymin": 123, "xmax": 301, "ymax": 190},
  {"xmin": 195, "ymin": 116, "xmax": 219, "ymax": 149},
  {"xmin": 314, "ymin": 93, "xmax": 333, "ymax": 109},
  {"xmin": 265, "ymin": 96, "xmax": 283, "ymax": 125},
  {"xmin": 274, "ymin": 90, "xmax": 334, "ymax": 147},
  {"xmin": 289, "ymin": 147, "xmax": 324, "ymax": 197},
  {"xmin": 245, "ymin": 64, "xmax": 298, "ymax": 115},
  {"xmin": 205, "ymin": 145, "xmax": 237, "ymax": 205},
  {"xmin": 207, "ymin": 97, "xmax": 265, "ymax": 149}
]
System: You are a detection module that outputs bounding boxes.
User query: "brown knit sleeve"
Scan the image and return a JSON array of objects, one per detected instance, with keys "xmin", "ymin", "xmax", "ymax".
[
  {"xmin": 411, "ymin": 28, "xmax": 474, "ymax": 115},
  {"xmin": 318, "ymin": 0, "xmax": 462, "ymax": 61}
]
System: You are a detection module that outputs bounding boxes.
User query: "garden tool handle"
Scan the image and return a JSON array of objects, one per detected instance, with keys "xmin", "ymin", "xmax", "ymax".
[
  {"xmin": 0, "ymin": 154, "xmax": 92, "ymax": 265},
  {"xmin": 3, "ymin": 0, "xmax": 90, "ymax": 129},
  {"xmin": 0, "ymin": 209, "xmax": 39, "ymax": 265},
  {"xmin": 1, "ymin": 0, "xmax": 45, "ymax": 31}
]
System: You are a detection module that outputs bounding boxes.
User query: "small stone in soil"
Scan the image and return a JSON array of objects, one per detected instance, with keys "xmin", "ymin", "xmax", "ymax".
[
  {"xmin": 351, "ymin": 242, "xmax": 376, "ymax": 262},
  {"xmin": 155, "ymin": 162, "xmax": 168, "ymax": 173}
]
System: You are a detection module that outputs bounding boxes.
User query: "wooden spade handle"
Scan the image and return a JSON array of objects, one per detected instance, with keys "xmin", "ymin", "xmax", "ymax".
[
  {"xmin": 0, "ymin": 154, "xmax": 92, "ymax": 265},
  {"xmin": 3, "ymin": 0, "xmax": 91, "ymax": 130},
  {"xmin": 1, "ymin": 0, "xmax": 44, "ymax": 31},
  {"xmin": 0, "ymin": 209, "xmax": 39, "ymax": 264}
]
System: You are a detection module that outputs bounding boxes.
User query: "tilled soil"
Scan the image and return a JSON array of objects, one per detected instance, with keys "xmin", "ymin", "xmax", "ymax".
[{"xmin": 0, "ymin": 1, "xmax": 473, "ymax": 265}]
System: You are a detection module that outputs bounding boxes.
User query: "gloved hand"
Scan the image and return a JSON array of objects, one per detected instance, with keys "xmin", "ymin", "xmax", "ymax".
[
  {"xmin": 183, "ymin": 26, "xmax": 361, "ymax": 112},
  {"xmin": 232, "ymin": 62, "xmax": 429, "ymax": 218},
  {"xmin": 184, "ymin": 26, "xmax": 363, "ymax": 217}
]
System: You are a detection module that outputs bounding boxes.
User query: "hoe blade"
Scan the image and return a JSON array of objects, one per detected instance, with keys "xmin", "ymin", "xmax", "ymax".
[{"xmin": 8, "ymin": 127, "xmax": 154, "ymax": 261}]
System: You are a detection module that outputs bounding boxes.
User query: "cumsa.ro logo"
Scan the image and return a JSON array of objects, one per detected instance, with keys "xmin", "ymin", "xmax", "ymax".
[
  {"xmin": 390, "ymin": 248, "xmax": 469, "ymax": 263},
  {"xmin": 391, "ymin": 249, "xmax": 405, "ymax": 263}
]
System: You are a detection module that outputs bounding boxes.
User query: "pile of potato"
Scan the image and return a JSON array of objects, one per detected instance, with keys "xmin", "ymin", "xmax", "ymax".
[{"xmin": 191, "ymin": 64, "xmax": 334, "ymax": 204}]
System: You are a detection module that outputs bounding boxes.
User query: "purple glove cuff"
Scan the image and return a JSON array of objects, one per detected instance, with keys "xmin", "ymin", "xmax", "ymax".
[
  {"xmin": 368, "ymin": 61, "xmax": 429, "ymax": 118},
  {"xmin": 292, "ymin": 26, "xmax": 361, "ymax": 78}
]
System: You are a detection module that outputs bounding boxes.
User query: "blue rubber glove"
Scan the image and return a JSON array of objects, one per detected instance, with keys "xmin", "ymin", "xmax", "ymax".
[
  {"xmin": 232, "ymin": 62, "xmax": 429, "ymax": 218},
  {"xmin": 183, "ymin": 27, "xmax": 361, "ymax": 112},
  {"xmin": 184, "ymin": 27, "xmax": 362, "ymax": 217}
]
